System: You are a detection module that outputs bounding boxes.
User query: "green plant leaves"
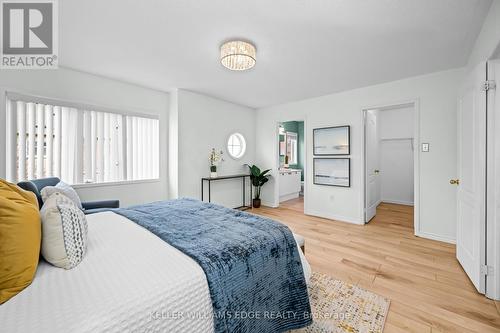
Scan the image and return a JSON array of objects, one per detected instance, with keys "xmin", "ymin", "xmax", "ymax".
[{"xmin": 246, "ymin": 164, "xmax": 271, "ymax": 199}]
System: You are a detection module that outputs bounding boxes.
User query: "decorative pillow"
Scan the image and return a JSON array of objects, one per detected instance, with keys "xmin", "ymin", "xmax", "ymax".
[
  {"xmin": 40, "ymin": 192, "xmax": 88, "ymax": 269},
  {"xmin": 0, "ymin": 179, "xmax": 41, "ymax": 304},
  {"xmin": 41, "ymin": 181, "xmax": 83, "ymax": 210}
]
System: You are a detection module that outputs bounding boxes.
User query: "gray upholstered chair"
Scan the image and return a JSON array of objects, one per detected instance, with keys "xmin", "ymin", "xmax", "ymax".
[{"xmin": 17, "ymin": 177, "xmax": 119, "ymax": 215}]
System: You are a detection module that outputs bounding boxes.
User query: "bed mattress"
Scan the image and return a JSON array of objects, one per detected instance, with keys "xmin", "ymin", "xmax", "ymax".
[{"xmin": 0, "ymin": 211, "xmax": 310, "ymax": 333}]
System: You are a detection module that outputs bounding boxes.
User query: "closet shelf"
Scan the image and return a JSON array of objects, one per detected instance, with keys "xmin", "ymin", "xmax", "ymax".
[{"xmin": 380, "ymin": 137, "xmax": 413, "ymax": 141}]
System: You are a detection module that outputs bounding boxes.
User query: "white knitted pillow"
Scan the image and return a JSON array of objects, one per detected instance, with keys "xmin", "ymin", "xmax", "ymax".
[
  {"xmin": 41, "ymin": 181, "xmax": 83, "ymax": 210},
  {"xmin": 40, "ymin": 192, "xmax": 88, "ymax": 269}
]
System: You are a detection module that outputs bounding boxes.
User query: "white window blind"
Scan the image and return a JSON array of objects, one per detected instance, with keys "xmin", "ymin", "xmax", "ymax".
[{"xmin": 5, "ymin": 94, "xmax": 159, "ymax": 184}]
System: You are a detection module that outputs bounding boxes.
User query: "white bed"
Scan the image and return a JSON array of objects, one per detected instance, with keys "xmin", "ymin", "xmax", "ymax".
[{"xmin": 0, "ymin": 211, "xmax": 311, "ymax": 333}]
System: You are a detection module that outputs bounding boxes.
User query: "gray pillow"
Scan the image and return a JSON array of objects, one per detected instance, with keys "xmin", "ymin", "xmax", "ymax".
[{"xmin": 41, "ymin": 181, "xmax": 83, "ymax": 210}]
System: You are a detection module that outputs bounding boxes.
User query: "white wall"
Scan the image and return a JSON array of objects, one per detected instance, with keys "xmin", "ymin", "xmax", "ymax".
[
  {"xmin": 467, "ymin": 0, "xmax": 500, "ymax": 68},
  {"xmin": 256, "ymin": 68, "xmax": 463, "ymax": 243},
  {"xmin": 379, "ymin": 107, "xmax": 414, "ymax": 206},
  {"xmin": 172, "ymin": 90, "xmax": 256, "ymax": 208},
  {"xmin": 379, "ymin": 107, "xmax": 414, "ymax": 140},
  {"xmin": 168, "ymin": 89, "xmax": 179, "ymax": 199},
  {"xmin": 0, "ymin": 67, "xmax": 169, "ymax": 207}
]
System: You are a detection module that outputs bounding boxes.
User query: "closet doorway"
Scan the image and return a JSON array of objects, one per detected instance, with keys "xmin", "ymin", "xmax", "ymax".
[
  {"xmin": 277, "ymin": 120, "xmax": 306, "ymax": 213},
  {"xmin": 363, "ymin": 102, "xmax": 419, "ymax": 228}
]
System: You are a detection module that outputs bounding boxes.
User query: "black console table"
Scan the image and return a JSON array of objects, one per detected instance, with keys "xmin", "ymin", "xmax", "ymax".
[{"xmin": 201, "ymin": 174, "xmax": 252, "ymax": 210}]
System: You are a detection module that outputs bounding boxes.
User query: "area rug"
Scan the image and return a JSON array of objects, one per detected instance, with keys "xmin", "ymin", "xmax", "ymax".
[{"xmin": 293, "ymin": 272, "xmax": 390, "ymax": 333}]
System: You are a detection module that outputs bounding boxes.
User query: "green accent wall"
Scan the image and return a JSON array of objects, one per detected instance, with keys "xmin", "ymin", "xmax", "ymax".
[{"xmin": 279, "ymin": 121, "xmax": 304, "ymax": 181}]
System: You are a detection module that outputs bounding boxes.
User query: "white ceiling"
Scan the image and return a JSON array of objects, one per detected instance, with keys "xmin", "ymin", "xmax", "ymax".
[{"xmin": 60, "ymin": 0, "xmax": 492, "ymax": 108}]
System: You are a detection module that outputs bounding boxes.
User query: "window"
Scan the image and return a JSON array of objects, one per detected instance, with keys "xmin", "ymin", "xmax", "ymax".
[
  {"xmin": 5, "ymin": 93, "xmax": 159, "ymax": 185},
  {"xmin": 226, "ymin": 133, "xmax": 246, "ymax": 159},
  {"xmin": 286, "ymin": 132, "xmax": 298, "ymax": 165}
]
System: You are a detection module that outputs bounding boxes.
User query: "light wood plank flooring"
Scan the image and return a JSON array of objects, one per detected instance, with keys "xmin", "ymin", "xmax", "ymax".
[{"xmin": 251, "ymin": 198, "xmax": 500, "ymax": 332}]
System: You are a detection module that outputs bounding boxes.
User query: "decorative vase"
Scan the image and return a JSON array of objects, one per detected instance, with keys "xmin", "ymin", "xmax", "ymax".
[
  {"xmin": 253, "ymin": 198, "xmax": 261, "ymax": 208},
  {"xmin": 210, "ymin": 166, "xmax": 217, "ymax": 178}
]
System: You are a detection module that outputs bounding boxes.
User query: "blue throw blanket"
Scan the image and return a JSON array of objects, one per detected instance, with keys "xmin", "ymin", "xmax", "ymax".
[{"xmin": 115, "ymin": 198, "xmax": 311, "ymax": 333}]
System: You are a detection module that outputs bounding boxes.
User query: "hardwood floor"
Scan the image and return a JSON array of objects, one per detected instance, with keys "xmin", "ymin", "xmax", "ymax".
[{"xmin": 251, "ymin": 198, "xmax": 500, "ymax": 332}]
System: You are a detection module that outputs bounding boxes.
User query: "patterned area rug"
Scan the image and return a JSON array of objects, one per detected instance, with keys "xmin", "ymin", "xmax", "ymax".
[{"xmin": 293, "ymin": 272, "xmax": 390, "ymax": 333}]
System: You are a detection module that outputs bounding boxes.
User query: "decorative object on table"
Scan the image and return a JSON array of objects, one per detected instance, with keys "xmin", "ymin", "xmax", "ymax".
[
  {"xmin": 313, "ymin": 126, "xmax": 350, "ymax": 155},
  {"xmin": 208, "ymin": 148, "xmax": 224, "ymax": 178},
  {"xmin": 313, "ymin": 158, "xmax": 350, "ymax": 187},
  {"xmin": 246, "ymin": 164, "xmax": 271, "ymax": 208},
  {"xmin": 292, "ymin": 272, "xmax": 390, "ymax": 333}
]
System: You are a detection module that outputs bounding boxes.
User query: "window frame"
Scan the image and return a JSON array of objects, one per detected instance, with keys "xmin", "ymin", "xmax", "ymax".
[
  {"xmin": 5, "ymin": 91, "xmax": 161, "ymax": 186},
  {"xmin": 6, "ymin": 91, "xmax": 159, "ymax": 121},
  {"xmin": 286, "ymin": 131, "xmax": 298, "ymax": 165},
  {"xmin": 226, "ymin": 132, "xmax": 247, "ymax": 160}
]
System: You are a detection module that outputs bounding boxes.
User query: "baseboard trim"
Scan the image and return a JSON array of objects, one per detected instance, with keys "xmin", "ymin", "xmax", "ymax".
[
  {"xmin": 261, "ymin": 200, "xmax": 278, "ymax": 208},
  {"xmin": 305, "ymin": 209, "xmax": 364, "ymax": 225},
  {"xmin": 381, "ymin": 199, "xmax": 414, "ymax": 206},
  {"xmin": 261, "ymin": 201, "xmax": 279, "ymax": 208},
  {"xmin": 415, "ymin": 231, "xmax": 456, "ymax": 244},
  {"xmin": 279, "ymin": 193, "xmax": 300, "ymax": 203}
]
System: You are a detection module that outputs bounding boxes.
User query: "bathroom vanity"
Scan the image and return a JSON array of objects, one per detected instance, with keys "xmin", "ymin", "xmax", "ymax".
[{"xmin": 279, "ymin": 169, "xmax": 302, "ymax": 202}]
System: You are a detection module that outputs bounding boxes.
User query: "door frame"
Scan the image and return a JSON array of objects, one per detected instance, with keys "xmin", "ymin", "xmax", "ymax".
[
  {"xmin": 486, "ymin": 59, "xmax": 500, "ymax": 300},
  {"xmin": 274, "ymin": 118, "xmax": 308, "ymax": 213},
  {"xmin": 361, "ymin": 99, "xmax": 421, "ymax": 235}
]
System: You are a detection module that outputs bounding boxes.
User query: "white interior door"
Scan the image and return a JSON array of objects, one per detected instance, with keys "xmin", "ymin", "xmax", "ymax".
[
  {"xmin": 365, "ymin": 110, "xmax": 380, "ymax": 222},
  {"xmin": 486, "ymin": 60, "xmax": 500, "ymax": 300},
  {"xmin": 456, "ymin": 62, "xmax": 487, "ymax": 294}
]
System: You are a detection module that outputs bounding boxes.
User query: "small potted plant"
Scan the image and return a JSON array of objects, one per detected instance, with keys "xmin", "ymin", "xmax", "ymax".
[
  {"xmin": 246, "ymin": 164, "xmax": 271, "ymax": 208},
  {"xmin": 209, "ymin": 148, "xmax": 224, "ymax": 178}
]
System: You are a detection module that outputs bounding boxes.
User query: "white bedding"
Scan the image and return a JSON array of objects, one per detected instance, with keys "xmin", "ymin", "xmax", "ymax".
[{"xmin": 0, "ymin": 211, "xmax": 310, "ymax": 333}]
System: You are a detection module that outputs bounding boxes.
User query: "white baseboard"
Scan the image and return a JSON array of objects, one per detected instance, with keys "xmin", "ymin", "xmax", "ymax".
[
  {"xmin": 415, "ymin": 230, "xmax": 456, "ymax": 244},
  {"xmin": 261, "ymin": 199, "xmax": 278, "ymax": 208},
  {"xmin": 305, "ymin": 208, "xmax": 364, "ymax": 225},
  {"xmin": 382, "ymin": 199, "xmax": 414, "ymax": 206},
  {"xmin": 280, "ymin": 193, "xmax": 300, "ymax": 203}
]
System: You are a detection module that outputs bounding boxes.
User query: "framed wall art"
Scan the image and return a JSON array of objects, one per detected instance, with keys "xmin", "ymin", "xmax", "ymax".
[
  {"xmin": 313, "ymin": 126, "xmax": 350, "ymax": 155},
  {"xmin": 313, "ymin": 158, "xmax": 350, "ymax": 187}
]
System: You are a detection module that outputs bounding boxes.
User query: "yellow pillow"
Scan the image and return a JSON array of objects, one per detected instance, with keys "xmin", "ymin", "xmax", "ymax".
[{"xmin": 0, "ymin": 179, "xmax": 41, "ymax": 304}]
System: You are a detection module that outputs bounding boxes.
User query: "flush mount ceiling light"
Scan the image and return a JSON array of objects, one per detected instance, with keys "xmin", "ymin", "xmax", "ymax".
[{"xmin": 220, "ymin": 40, "xmax": 256, "ymax": 71}]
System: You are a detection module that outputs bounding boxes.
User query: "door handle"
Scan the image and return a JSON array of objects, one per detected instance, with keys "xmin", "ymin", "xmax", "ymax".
[
  {"xmin": 374, "ymin": 169, "xmax": 380, "ymax": 174},
  {"xmin": 450, "ymin": 179, "xmax": 460, "ymax": 185}
]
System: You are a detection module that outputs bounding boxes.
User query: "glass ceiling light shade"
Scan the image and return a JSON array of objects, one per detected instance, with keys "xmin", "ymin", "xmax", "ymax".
[{"xmin": 220, "ymin": 40, "xmax": 256, "ymax": 71}]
